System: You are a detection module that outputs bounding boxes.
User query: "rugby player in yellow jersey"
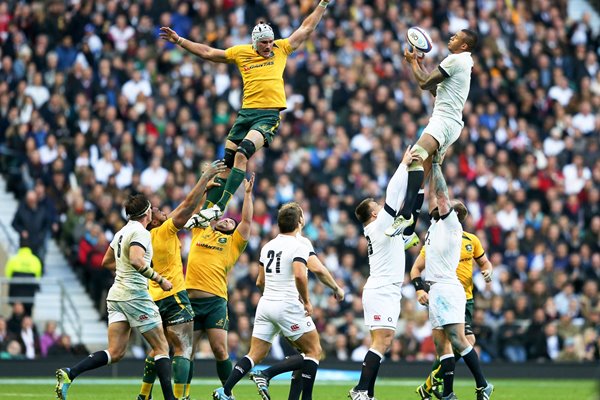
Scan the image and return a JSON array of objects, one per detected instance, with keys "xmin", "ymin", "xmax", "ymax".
[
  {"xmin": 136, "ymin": 160, "xmax": 225, "ymax": 400},
  {"xmin": 183, "ymin": 173, "xmax": 255, "ymax": 398},
  {"xmin": 159, "ymin": 0, "xmax": 333, "ymax": 222},
  {"xmin": 411, "ymin": 229, "xmax": 493, "ymax": 400}
]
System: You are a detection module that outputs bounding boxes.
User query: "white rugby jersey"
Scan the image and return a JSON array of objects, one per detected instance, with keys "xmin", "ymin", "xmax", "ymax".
[
  {"xmin": 424, "ymin": 210, "xmax": 463, "ymax": 285},
  {"xmin": 107, "ymin": 220, "xmax": 153, "ymax": 301},
  {"xmin": 433, "ymin": 52, "xmax": 473, "ymax": 124},
  {"xmin": 362, "ymin": 209, "xmax": 406, "ymax": 289},
  {"xmin": 260, "ymin": 234, "xmax": 311, "ymax": 300}
]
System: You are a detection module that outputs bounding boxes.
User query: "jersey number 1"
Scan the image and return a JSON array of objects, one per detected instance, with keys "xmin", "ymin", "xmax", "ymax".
[
  {"xmin": 266, "ymin": 250, "xmax": 282, "ymax": 273},
  {"xmin": 116, "ymin": 235, "xmax": 123, "ymax": 258}
]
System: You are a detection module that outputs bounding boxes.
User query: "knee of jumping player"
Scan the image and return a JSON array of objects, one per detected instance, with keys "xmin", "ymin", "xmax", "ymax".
[{"xmin": 234, "ymin": 139, "xmax": 256, "ymax": 168}]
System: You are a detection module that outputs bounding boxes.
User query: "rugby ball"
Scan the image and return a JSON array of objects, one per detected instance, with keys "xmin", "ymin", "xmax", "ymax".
[{"xmin": 406, "ymin": 26, "xmax": 433, "ymax": 53}]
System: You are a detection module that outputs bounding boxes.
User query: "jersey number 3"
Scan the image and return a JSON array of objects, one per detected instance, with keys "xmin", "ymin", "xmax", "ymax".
[{"xmin": 266, "ymin": 250, "xmax": 282, "ymax": 273}]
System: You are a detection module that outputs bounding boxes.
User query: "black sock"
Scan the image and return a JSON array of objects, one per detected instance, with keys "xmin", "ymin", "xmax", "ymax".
[
  {"xmin": 400, "ymin": 170, "xmax": 425, "ymax": 218},
  {"xmin": 355, "ymin": 349, "xmax": 382, "ymax": 392},
  {"xmin": 288, "ymin": 369, "xmax": 303, "ymax": 400},
  {"xmin": 403, "ymin": 190, "xmax": 424, "ymax": 236},
  {"xmin": 69, "ymin": 350, "xmax": 110, "ymax": 380},
  {"xmin": 264, "ymin": 354, "xmax": 304, "ymax": 379},
  {"xmin": 462, "ymin": 347, "xmax": 487, "ymax": 388},
  {"xmin": 155, "ymin": 356, "xmax": 175, "ymax": 400},
  {"xmin": 224, "ymin": 356, "xmax": 253, "ymax": 396},
  {"xmin": 440, "ymin": 355, "xmax": 456, "ymax": 397},
  {"xmin": 300, "ymin": 358, "xmax": 319, "ymax": 400}
]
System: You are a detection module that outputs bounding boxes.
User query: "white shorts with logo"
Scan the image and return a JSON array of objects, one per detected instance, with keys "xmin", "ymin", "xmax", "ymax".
[
  {"xmin": 363, "ymin": 283, "xmax": 402, "ymax": 330},
  {"xmin": 428, "ymin": 282, "xmax": 466, "ymax": 329},
  {"xmin": 423, "ymin": 116, "xmax": 463, "ymax": 156},
  {"xmin": 253, "ymin": 297, "xmax": 315, "ymax": 343},
  {"xmin": 107, "ymin": 298, "xmax": 162, "ymax": 334}
]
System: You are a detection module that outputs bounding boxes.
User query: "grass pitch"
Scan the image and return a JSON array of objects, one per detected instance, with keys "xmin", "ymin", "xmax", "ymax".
[{"xmin": 1, "ymin": 378, "xmax": 597, "ymax": 400}]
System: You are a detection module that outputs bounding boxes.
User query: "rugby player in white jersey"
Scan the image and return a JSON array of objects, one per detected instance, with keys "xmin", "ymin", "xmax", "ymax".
[
  {"xmin": 386, "ymin": 29, "xmax": 478, "ymax": 240},
  {"xmin": 410, "ymin": 153, "xmax": 494, "ymax": 400},
  {"xmin": 55, "ymin": 194, "xmax": 176, "ymax": 400},
  {"xmin": 347, "ymin": 146, "xmax": 416, "ymax": 400},
  {"xmin": 213, "ymin": 202, "xmax": 324, "ymax": 400},
  {"xmin": 248, "ymin": 233, "xmax": 345, "ymax": 400}
]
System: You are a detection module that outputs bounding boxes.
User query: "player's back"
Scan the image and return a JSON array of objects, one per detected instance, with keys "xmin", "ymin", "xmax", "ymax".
[
  {"xmin": 107, "ymin": 220, "xmax": 153, "ymax": 301},
  {"xmin": 260, "ymin": 234, "xmax": 310, "ymax": 300},
  {"xmin": 424, "ymin": 211, "xmax": 463, "ymax": 285}
]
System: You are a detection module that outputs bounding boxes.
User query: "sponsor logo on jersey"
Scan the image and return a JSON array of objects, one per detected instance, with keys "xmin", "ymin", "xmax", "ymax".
[
  {"xmin": 139, "ymin": 314, "xmax": 149, "ymax": 321},
  {"xmin": 196, "ymin": 242, "xmax": 224, "ymax": 251},
  {"xmin": 291, "ymin": 323, "xmax": 300, "ymax": 331},
  {"xmin": 374, "ymin": 315, "xmax": 381, "ymax": 321},
  {"xmin": 242, "ymin": 60, "xmax": 274, "ymax": 72},
  {"xmin": 218, "ymin": 237, "xmax": 228, "ymax": 244}
]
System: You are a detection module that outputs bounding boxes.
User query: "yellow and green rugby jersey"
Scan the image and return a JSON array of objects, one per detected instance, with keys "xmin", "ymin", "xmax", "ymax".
[
  {"xmin": 185, "ymin": 226, "xmax": 247, "ymax": 300},
  {"xmin": 225, "ymin": 38, "xmax": 293, "ymax": 109},
  {"xmin": 149, "ymin": 218, "xmax": 186, "ymax": 301}
]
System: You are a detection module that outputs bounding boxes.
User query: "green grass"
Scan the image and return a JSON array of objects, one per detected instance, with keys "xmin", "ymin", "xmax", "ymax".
[{"xmin": 2, "ymin": 378, "xmax": 597, "ymax": 400}]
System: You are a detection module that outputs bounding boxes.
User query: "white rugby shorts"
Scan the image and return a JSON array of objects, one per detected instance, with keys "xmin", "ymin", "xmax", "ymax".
[
  {"xmin": 362, "ymin": 283, "xmax": 402, "ymax": 330},
  {"xmin": 428, "ymin": 282, "xmax": 466, "ymax": 329},
  {"xmin": 423, "ymin": 116, "xmax": 463, "ymax": 156},
  {"xmin": 252, "ymin": 297, "xmax": 316, "ymax": 343},
  {"xmin": 107, "ymin": 298, "xmax": 162, "ymax": 334}
]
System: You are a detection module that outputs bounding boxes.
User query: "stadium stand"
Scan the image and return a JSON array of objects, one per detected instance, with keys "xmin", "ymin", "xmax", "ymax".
[{"xmin": 0, "ymin": 0, "xmax": 599, "ymax": 364}]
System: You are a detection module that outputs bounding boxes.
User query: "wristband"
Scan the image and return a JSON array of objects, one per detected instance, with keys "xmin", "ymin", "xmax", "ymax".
[
  {"xmin": 177, "ymin": 37, "xmax": 185, "ymax": 46},
  {"xmin": 412, "ymin": 277, "xmax": 425, "ymax": 291},
  {"xmin": 139, "ymin": 265, "xmax": 156, "ymax": 279},
  {"xmin": 318, "ymin": 0, "xmax": 329, "ymax": 8}
]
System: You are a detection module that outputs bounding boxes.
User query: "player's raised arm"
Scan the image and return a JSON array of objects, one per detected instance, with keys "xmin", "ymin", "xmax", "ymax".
[
  {"xmin": 288, "ymin": 0, "xmax": 331, "ymax": 50},
  {"xmin": 429, "ymin": 151, "xmax": 450, "ymax": 215},
  {"xmin": 170, "ymin": 161, "xmax": 226, "ymax": 229},
  {"xmin": 160, "ymin": 26, "xmax": 228, "ymax": 63},
  {"xmin": 405, "ymin": 47, "xmax": 446, "ymax": 90},
  {"xmin": 237, "ymin": 173, "xmax": 255, "ymax": 240}
]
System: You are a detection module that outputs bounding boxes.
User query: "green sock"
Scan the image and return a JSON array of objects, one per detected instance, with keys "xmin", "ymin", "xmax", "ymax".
[
  {"xmin": 173, "ymin": 356, "xmax": 191, "ymax": 398},
  {"xmin": 185, "ymin": 360, "xmax": 194, "ymax": 398},
  {"xmin": 216, "ymin": 358, "xmax": 233, "ymax": 385},
  {"xmin": 139, "ymin": 356, "xmax": 156, "ymax": 399},
  {"xmin": 215, "ymin": 168, "xmax": 245, "ymax": 211},
  {"xmin": 203, "ymin": 177, "xmax": 227, "ymax": 209}
]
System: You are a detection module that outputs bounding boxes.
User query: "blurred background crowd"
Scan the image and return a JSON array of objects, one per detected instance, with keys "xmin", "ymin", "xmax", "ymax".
[{"xmin": 0, "ymin": 0, "xmax": 599, "ymax": 363}]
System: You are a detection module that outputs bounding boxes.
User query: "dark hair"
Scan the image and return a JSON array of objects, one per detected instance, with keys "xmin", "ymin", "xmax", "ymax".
[
  {"xmin": 277, "ymin": 202, "xmax": 303, "ymax": 233},
  {"xmin": 124, "ymin": 194, "xmax": 150, "ymax": 220},
  {"xmin": 355, "ymin": 198, "xmax": 375, "ymax": 225},
  {"xmin": 461, "ymin": 29, "xmax": 478, "ymax": 51}
]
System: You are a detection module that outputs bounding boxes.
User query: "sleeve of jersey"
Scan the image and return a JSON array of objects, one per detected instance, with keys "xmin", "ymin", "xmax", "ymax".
[
  {"xmin": 277, "ymin": 38, "xmax": 294, "ymax": 56},
  {"xmin": 439, "ymin": 54, "xmax": 456, "ymax": 77},
  {"xmin": 292, "ymin": 243, "xmax": 310, "ymax": 265},
  {"xmin": 472, "ymin": 235, "xmax": 485, "ymax": 259},
  {"xmin": 130, "ymin": 229, "xmax": 151, "ymax": 251},
  {"xmin": 297, "ymin": 235, "xmax": 316, "ymax": 256},
  {"xmin": 224, "ymin": 46, "xmax": 238, "ymax": 63},
  {"xmin": 165, "ymin": 218, "xmax": 179, "ymax": 234}
]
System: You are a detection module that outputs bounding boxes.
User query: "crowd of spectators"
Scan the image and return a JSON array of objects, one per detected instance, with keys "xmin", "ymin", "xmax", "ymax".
[{"xmin": 0, "ymin": 0, "xmax": 599, "ymax": 363}]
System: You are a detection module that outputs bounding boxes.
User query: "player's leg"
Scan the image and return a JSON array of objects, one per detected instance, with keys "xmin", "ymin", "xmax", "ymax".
[
  {"xmin": 250, "ymin": 347, "xmax": 304, "ymax": 400},
  {"xmin": 167, "ymin": 321, "xmax": 194, "ymax": 398},
  {"xmin": 403, "ymin": 157, "xmax": 432, "ymax": 248},
  {"xmin": 351, "ymin": 328, "xmax": 393, "ymax": 399},
  {"xmin": 137, "ymin": 349, "xmax": 156, "ymax": 400},
  {"xmin": 433, "ymin": 328, "xmax": 456, "ymax": 399},
  {"xmin": 385, "ymin": 133, "xmax": 439, "ymax": 237},
  {"xmin": 291, "ymin": 330, "xmax": 322, "ymax": 400},
  {"xmin": 207, "ymin": 328, "xmax": 233, "ymax": 385},
  {"xmin": 143, "ymin": 324, "xmax": 176, "ymax": 400},
  {"xmin": 55, "ymin": 303, "xmax": 130, "ymax": 399},
  {"xmin": 219, "ymin": 337, "xmax": 272, "ymax": 397},
  {"xmin": 445, "ymin": 323, "xmax": 493, "ymax": 399},
  {"xmin": 203, "ymin": 141, "xmax": 236, "ymax": 209}
]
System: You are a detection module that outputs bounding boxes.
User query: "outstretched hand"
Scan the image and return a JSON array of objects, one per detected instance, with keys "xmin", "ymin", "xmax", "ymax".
[
  {"xmin": 204, "ymin": 160, "xmax": 226, "ymax": 180},
  {"xmin": 244, "ymin": 173, "xmax": 255, "ymax": 193},
  {"xmin": 401, "ymin": 145, "xmax": 417, "ymax": 166},
  {"xmin": 159, "ymin": 26, "xmax": 180, "ymax": 44},
  {"xmin": 404, "ymin": 47, "xmax": 417, "ymax": 63}
]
